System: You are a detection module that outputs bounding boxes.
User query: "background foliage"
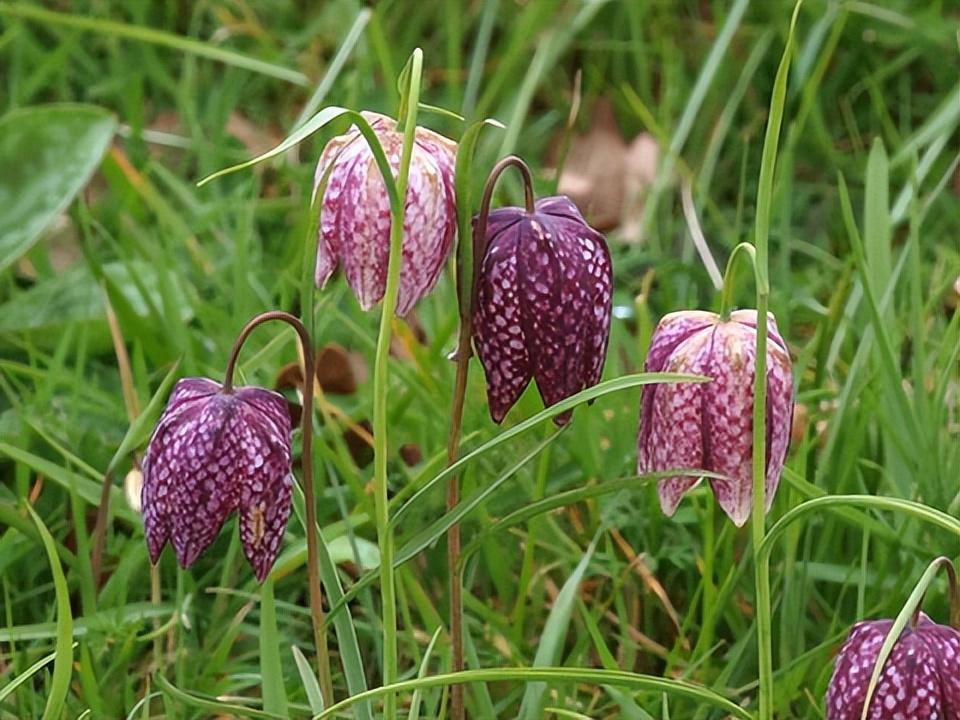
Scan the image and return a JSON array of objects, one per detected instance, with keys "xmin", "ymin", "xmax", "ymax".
[{"xmin": 0, "ymin": 0, "xmax": 958, "ymax": 717}]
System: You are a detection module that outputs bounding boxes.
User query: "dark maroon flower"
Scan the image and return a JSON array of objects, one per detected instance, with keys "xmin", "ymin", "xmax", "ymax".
[
  {"xmin": 141, "ymin": 377, "xmax": 293, "ymax": 581},
  {"xmin": 472, "ymin": 196, "xmax": 613, "ymax": 425},
  {"xmin": 637, "ymin": 310, "xmax": 794, "ymax": 526},
  {"xmin": 826, "ymin": 614, "xmax": 960, "ymax": 719},
  {"xmin": 314, "ymin": 111, "xmax": 457, "ymax": 317}
]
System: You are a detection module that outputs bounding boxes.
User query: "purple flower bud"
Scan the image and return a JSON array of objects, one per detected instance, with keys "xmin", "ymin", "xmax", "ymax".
[
  {"xmin": 472, "ymin": 196, "xmax": 613, "ymax": 425},
  {"xmin": 314, "ymin": 111, "xmax": 457, "ymax": 317},
  {"xmin": 637, "ymin": 309, "xmax": 793, "ymax": 526},
  {"xmin": 141, "ymin": 377, "xmax": 293, "ymax": 581},
  {"xmin": 826, "ymin": 614, "xmax": 960, "ymax": 719}
]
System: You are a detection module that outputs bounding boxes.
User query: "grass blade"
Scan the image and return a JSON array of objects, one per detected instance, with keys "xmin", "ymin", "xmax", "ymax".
[
  {"xmin": 517, "ymin": 542, "xmax": 596, "ymax": 719},
  {"xmin": 26, "ymin": 505, "xmax": 74, "ymax": 720}
]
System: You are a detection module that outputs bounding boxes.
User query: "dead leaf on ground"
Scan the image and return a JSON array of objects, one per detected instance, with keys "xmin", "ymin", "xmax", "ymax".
[{"xmin": 557, "ymin": 98, "xmax": 660, "ymax": 240}]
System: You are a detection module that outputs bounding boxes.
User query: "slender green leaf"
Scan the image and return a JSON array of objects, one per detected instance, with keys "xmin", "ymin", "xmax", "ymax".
[
  {"xmin": 311, "ymin": 667, "xmax": 751, "ymax": 720},
  {"xmin": 518, "ymin": 543, "xmax": 595, "ymax": 719},
  {"xmin": 26, "ymin": 505, "xmax": 74, "ymax": 720}
]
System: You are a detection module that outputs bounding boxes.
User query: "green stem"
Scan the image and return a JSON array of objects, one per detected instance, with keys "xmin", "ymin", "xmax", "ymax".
[
  {"xmin": 374, "ymin": 48, "xmax": 423, "ymax": 718},
  {"xmin": 718, "ymin": 242, "xmax": 757, "ymax": 321},
  {"xmin": 750, "ymin": 296, "xmax": 772, "ymax": 715},
  {"xmin": 749, "ymin": 3, "xmax": 801, "ymax": 716}
]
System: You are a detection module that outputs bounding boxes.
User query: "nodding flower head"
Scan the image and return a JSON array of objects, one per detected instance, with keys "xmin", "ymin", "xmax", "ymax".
[
  {"xmin": 314, "ymin": 111, "xmax": 457, "ymax": 317},
  {"xmin": 826, "ymin": 614, "xmax": 960, "ymax": 719},
  {"xmin": 472, "ymin": 195, "xmax": 613, "ymax": 425},
  {"xmin": 637, "ymin": 310, "xmax": 794, "ymax": 526},
  {"xmin": 141, "ymin": 377, "xmax": 293, "ymax": 581}
]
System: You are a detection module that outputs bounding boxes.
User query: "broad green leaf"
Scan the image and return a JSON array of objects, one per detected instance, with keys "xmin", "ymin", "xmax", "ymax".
[{"xmin": 0, "ymin": 104, "xmax": 116, "ymax": 272}]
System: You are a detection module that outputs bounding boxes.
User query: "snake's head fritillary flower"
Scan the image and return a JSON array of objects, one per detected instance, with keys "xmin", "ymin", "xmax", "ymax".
[
  {"xmin": 473, "ymin": 196, "xmax": 613, "ymax": 425},
  {"xmin": 637, "ymin": 309, "xmax": 793, "ymax": 526},
  {"xmin": 314, "ymin": 111, "xmax": 457, "ymax": 317},
  {"xmin": 826, "ymin": 614, "xmax": 960, "ymax": 719},
  {"xmin": 141, "ymin": 377, "xmax": 293, "ymax": 582}
]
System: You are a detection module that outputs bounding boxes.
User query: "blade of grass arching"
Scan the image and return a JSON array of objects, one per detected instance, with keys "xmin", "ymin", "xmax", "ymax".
[
  {"xmin": 0, "ymin": 3, "xmax": 309, "ymax": 86},
  {"xmin": 641, "ymin": 0, "xmax": 750, "ymax": 237},
  {"xmin": 517, "ymin": 542, "xmax": 596, "ymax": 719},
  {"xmin": 0, "ymin": 645, "xmax": 76, "ymax": 704},
  {"xmin": 391, "ymin": 373, "xmax": 706, "ymax": 528},
  {"xmin": 25, "ymin": 505, "xmax": 74, "ymax": 720},
  {"xmin": 311, "ymin": 667, "xmax": 753, "ymax": 720},
  {"xmin": 153, "ymin": 673, "xmax": 286, "ymax": 719},
  {"xmin": 290, "ymin": 484, "xmax": 372, "ymax": 720},
  {"xmin": 258, "ymin": 579, "xmax": 288, "ymax": 716},
  {"xmin": 459, "ymin": 472, "xmax": 722, "ymax": 565},
  {"xmin": 397, "ymin": 428, "xmax": 565, "ymax": 564},
  {"xmin": 759, "ymin": 495, "xmax": 960, "ymax": 569},
  {"xmin": 409, "ymin": 626, "xmax": 443, "ymax": 720},
  {"xmin": 293, "ymin": 645, "xmax": 325, "ymax": 715}
]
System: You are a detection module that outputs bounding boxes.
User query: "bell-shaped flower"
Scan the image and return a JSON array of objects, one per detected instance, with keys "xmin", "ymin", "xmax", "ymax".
[
  {"xmin": 472, "ymin": 196, "xmax": 613, "ymax": 425},
  {"xmin": 826, "ymin": 614, "xmax": 960, "ymax": 719},
  {"xmin": 314, "ymin": 111, "xmax": 457, "ymax": 317},
  {"xmin": 141, "ymin": 377, "xmax": 293, "ymax": 581},
  {"xmin": 637, "ymin": 309, "xmax": 793, "ymax": 526}
]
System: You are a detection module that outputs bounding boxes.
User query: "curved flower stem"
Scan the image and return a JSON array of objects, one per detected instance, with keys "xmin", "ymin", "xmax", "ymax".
[
  {"xmin": 717, "ymin": 242, "xmax": 757, "ymax": 321},
  {"xmin": 374, "ymin": 48, "xmax": 423, "ymax": 718},
  {"xmin": 223, "ymin": 310, "xmax": 334, "ymax": 707},
  {"xmin": 445, "ymin": 154, "xmax": 537, "ymax": 720}
]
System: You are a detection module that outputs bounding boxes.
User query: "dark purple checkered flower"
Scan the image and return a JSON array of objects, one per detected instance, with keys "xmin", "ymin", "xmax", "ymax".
[
  {"xmin": 472, "ymin": 195, "xmax": 613, "ymax": 425},
  {"xmin": 826, "ymin": 614, "xmax": 960, "ymax": 719},
  {"xmin": 314, "ymin": 111, "xmax": 457, "ymax": 317},
  {"xmin": 637, "ymin": 309, "xmax": 793, "ymax": 526},
  {"xmin": 141, "ymin": 377, "xmax": 293, "ymax": 581}
]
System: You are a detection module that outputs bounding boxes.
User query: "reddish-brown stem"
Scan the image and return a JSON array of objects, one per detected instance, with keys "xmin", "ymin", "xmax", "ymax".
[
  {"xmin": 447, "ymin": 155, "xmax": 536, "ymax": 720},
  {"xmin": 223, "ymin": 310, "xmax": 334, "ymax": 706}
]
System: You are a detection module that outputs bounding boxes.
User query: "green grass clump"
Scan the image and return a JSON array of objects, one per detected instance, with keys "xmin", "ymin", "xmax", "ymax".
[{"xmin": 1, "ymin": 1, "xmax": 958, "ymax": 718}]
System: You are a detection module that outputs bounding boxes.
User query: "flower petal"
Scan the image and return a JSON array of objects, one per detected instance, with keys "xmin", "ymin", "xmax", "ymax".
[
  {"xmin": 640, "ymin": 333, "xmax": 711, "ymax": 516},
  {"xmin": 141, "ymin": 377, "xmax": 220, "ymax": 563},
  {"xmin": 702, "ymin": 323, "xmax": 756, "ymax": 527},
  {"xmin": 764, "ymin": 337, "xmax": 794, "ymax": 509},
  {"xmin": 396, "ymin": 137, "xmax": 456, "ymax": 316},
  {"xmin": 826, "ymin": 618, "xmax": 950, "ymax": 719},
  {"xmin": 164, "ymin": 394, "xmax": 242, "ymax": 568},
  {"xmin": 520, "ymin": 214, "xmax": 589, "ymax": 424},
  {"xmin": 474, "ymin": 218, "xmax": 531, "ymax": 423}
]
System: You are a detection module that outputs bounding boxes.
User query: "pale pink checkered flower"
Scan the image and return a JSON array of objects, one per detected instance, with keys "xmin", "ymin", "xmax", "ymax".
[
  {"xmin": 826, "ymin": 614, "xmax": 960, "ymax": 719},
  {"xmin": 314, "ymin": 111, "xmax": 457, "ymax": 317},
  {"xmin": 472, "ymin": 196, "xmax": 613, "ymax": 425},
  {"xmin": 141, "ymin": 378, "xmax": 293, "ymax": 581},
  {"xmin": 637, "ymin": 310, "xmax": 794, "ymax": 526}
]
